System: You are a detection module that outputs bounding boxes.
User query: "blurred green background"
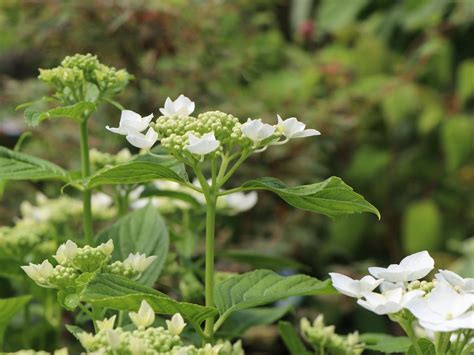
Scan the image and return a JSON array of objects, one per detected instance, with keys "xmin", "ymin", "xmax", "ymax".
[{"xmin": 0, "ymin": 0, "xmax": 473, "ymax": 352}]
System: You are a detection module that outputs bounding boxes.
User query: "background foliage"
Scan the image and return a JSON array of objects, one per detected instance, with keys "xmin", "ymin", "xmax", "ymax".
[{"xmin": 0, "ymin": 0, "xmax": 473, "ymax": 353}]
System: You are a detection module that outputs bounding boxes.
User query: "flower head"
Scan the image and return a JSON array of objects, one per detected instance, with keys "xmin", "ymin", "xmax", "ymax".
[
  {"xmin": 123, "ymin": 253, "xmax": 157, "ymax": 274},
  {"xmin": 21, "ymin": 260, "xmax": 54, "ymax": 287},
  {"xmin": 53, "ymin": 240, "xmax": 78, "ymax": 265},
  {"xmin": 159, "ymin": 95, "xmax": 195, "ymax": 116},
  {"xmin": 106, "ymin": 110, "xmax": 153, "ymax": 135},
  {"xmin": 126, "ymin": 127, "xmax": 158, "ymax": 150},
  {"xmin": 435, "ymin": 270, "xmax": 474, "ymax": 293},
  {"xmin": 97, "ymin": 239, "xmax": 114, "ymax": 256},
  {"xmin": 129, "ymin": 300, "xmax": 155, "ymax": 329},
  {"xmin": 223, "ymin": 191, "xmax": 258, "ymax": 214},
  {"xmin": 276, "ymin": 115, "xmax": 320, "ymax": 139},
  {"xmin": 368, "ymin": 251, "xmax": 434, "ymax": 282},
  {"xmin": 166, "ymin": 313, "xmax": 187, "ymax": 335},
  {"xmin": 357, "ymin": 288, "xmax": 424, "ymax": 315},
  {"xmin": 97, "ymin": 315, "xmax": 116, "ymax": 331},
  {"xmin": 241, "ymin": 118, "xmax": 275, "ymax": 143},
  {"xmin": 406, "ymin": 282, "xmax": 474, "ymax": 332},
  {"xmin": 329, "ymin": 273, "xmax": 383, "ymax": 298},
  {"xmin": 185, "ymin": 132, "xmax": 220, "ymax": 155}
]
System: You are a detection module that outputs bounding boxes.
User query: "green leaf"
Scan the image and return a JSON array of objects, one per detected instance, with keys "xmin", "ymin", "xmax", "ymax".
[
  {"xmin": 65, "ymin": 324, "xmax": 86, "ymax": 341},
  {"xmin": 241, "ymin": 176, "xmax": 380, "ymax": 219},
  {"xmin": 219, "ymin": 250, "xmax": 307, "ymax": 271},
  {"xmin": 441, "ymin": 116, "xmax": 473, "ymax": 172},
  {"xmin": 0, "ymin": 295, "xmax": 32, "ymax": 348},
  {"xmin": 316, "ymin": 0, "xmax": 368, "ymax": 33},
  {"xmin": 360, "ymin": 333, "xmax": 411, "ymax": 353},
  {"xmin": 458, "ymin": 60, "xmax": 474, "ymax": 105},
  {"xmin": 96, "ymin": 204, "xmax": 169, "ymax": 286},
  {"xmin": 81, "ymin": 274, "xmax": 217, "ymax": 326},
  {"xmin": 218, "ymin": 306, "xmax": 292, "ymax": 339},
  {"xmin": 407, "ymin": 338, "xmax": 435, "ymax": 355},
  {"xmin": 0, "ymin": 146, "xmax": 69, "ymax": 181},
  {"xmin": 402, "ymin": 199, "xmax": 442, "ymax": 254},
  {"xmin": 214, "ymin": 269, "xmax": 334, "ymax": 325},
  {"xmin": 24, "ymin": 101, "xmax": 96, "ymax": 126},
  {"xmin": 85, "ymin": 161, "xmax": 186, "ymax": 189},
  {"xmin": 279, "ymin": 321, "xmax": 312, "ymax": 355}
]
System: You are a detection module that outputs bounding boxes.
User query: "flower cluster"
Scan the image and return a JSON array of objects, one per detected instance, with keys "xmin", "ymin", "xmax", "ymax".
[
  {"xmin": 90, "ymin": 148, "xmax": 132, "ymax": 171},
  {"xmin": 130, "ymin": 180, "xmax": 258, "ymax": 215},
  {"xmin": 38, "ymin": 53, "xmax": 132, "ymax": 105},
  {"xmin": 300, "ymin": 315, "xmax": 364, "ymax": 355},
  {"xmin": 78, "ymin": 300, "xmax": 243, "ymax": 355},
  {"xmin": 0, "ymin": 193, "xmax": 113, "ymax": 261},
  {"xmin": 21, "ymin": 240, "xmax": 156, "ymax": 289},
  {"xmin": 330, "ymin": 251, "xmax": 474, "ymax": 333},
  {"xmin": 107, "ymin": 95, "xmax": 320, "ymax": 160}
]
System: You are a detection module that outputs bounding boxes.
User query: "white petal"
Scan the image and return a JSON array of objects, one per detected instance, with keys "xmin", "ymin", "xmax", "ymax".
[
  {"xmin": 292, "ymin": 129, "xmax": 321, "ymax": 138},
  {"xmin": 126, "ymin": 128, "xmax": 158, "ymax": 150},
  {"xmin": 329, "ymin": 273, "xmax": 360, "ymax": 298}
]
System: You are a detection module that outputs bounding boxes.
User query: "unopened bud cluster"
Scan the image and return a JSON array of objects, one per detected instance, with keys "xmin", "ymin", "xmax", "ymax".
[
  {"xmin": 300, "ymin": 315, "xmax": 364, "ymax": 355},
  {"xmin": 21, "ymin": 240, "xmax": 156, "ymax": 289},
  {"xmin": 78, "ymin": 304, "xmax": 243, "ymax": 355},
  {"xmin": 38, "ymin": 53, "xmax": 131, "ymax": 105},
  {"xmin": 408, "ymin": 279, "xmax": 437, "ymax": 293},
  {"xmin": 90, "ymin": 148, "xmax": 132, "ymax": 171}
]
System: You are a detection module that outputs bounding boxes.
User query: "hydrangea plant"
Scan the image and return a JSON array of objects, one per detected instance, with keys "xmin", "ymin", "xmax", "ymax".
[{"xmin": 0, "ymin": 54, "xmax": 384, "ymax": 353}]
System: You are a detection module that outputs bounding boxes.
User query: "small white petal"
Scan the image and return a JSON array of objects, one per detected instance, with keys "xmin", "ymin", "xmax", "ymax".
[
  {"xmin": 129, "ymin": 300, "xmax": 155, "ymax": 328},
  {"xmin": 159, "ymin": 95, "xmax": 195, "ymax": 116},
  {"xmin": 166, "ymin": 313, "xmax": 187, "ymax": 335},
  {"xmin": 185, "ymin": 131, "xmax": 220, "ymax": 155},
  {"xmin": 368, "ymin": 251, "xmax": 434, "ymax": 282},
  {"xmin": 97, "ymin": 315, "xmax": 116, "ymax": 331},
  {"xmin": 126, "ymin": 128, "xmax": 158, "ymax": 150}
]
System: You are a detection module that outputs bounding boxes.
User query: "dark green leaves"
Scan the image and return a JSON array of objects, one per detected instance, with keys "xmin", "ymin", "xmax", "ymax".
[
  {"xmin": 0, "ymin": 295, "xmax": 32, "ymax": 348},
  {"xmin": 81, "ymin": 274, "xmax": 217, "ymax": 326},
  {"xmin": 85, "ymin": 161, "xmax": 186, "ymax": 189},
  {"xmin": 214, "ymin": 269, "xmax": 333, "ymax": 326},
  {"xmin": 96, "ymin": 205, "xmax": 169, "ymax": 286},
  {"xmin": 0, "ymin": 147, "xmax": 68, "ymax": 181},
  {"xmin": 241, "ymin": 176, "xmax": 380, "ymax": 219},
  {"xmin": 407, "ymin": 338, "xmax": 435, "ymax": 355},
  {"xmin": 24, "ymin": 101, "xmax": 96, "ymax": 126}
]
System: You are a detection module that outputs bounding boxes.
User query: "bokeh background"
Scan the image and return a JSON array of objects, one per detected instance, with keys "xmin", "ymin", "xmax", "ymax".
[{"xmin": 1, "ymin": 0, "xmax": 473, "ymax": 353}]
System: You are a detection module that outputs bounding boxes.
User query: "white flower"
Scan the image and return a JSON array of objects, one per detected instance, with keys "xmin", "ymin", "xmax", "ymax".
[
  {"xmin": 357, "ymin": 288, "xmax": 424, "ymax": 315},
  {"xmin": 21, "ymin": 260, "xmax": 54, "ymax": 286},
  {"xmin": 368, "ymin": 251, "xmax": 435, "ymax": 282},
  {"xmin": 223, "ymin": 191, "xmax": 258, "ymax": 214},
  {"xmin": 379, "ymin": 281, "xmax": 405, "ymax": 293},
  {"xmin": 159, "ymin": 94, "xmax": 195, "ymax": 116},
  {"xmin": 97, "ymin": 240, "xmax": 114, "ymax": 256},
  {"xmin": 185, "ymin": 132, "xmax": 220, "ymax": 155},
  {"xmin": 91, "ymin": 192, "xmax": 113, "ymax": 209},
  {"xmin": 126, "ymin": 127, "xmax": 158, "ymax": 150},
  {"xmin": 436, "ymin": 269, "xmax": 474, "ymax": 293},
  {"xmin": 406, "ymin": 282, "xmax": 474, "ymax": 332},
  {"xmin": 123, "ymin": 253, "xmax": 157, "ymax": 273},
  {"xmin": 129, "ymin": 300, "xmax": 155, "ymax": 328},
  {"xmin": 106, "ymin": 329, "xmax": 122, "ymax": 349},
  {"xmin": 96, "ymin": 315, "xmax": 116, "ymax": 331},
  {"xmin": 53, "ymin": 240, "xmax": 78, "ymax": 265},
  {"xmin": 241, "ymin": 118, "xmax": 276, "ymax": 143},
  {"xmin": 77, "ymin": 332, "xmax": 95, "ymax": 349},
  {"xmin": 276, "ymin": 115, "xmax": 321, "ymax": 139},
  {"xmin": 329, "ymin": 273, "xmax": 383, "ymax": 298},
  {"xmin": 106, "ymin": 110, "xmax": 153, "ymax": 135},
  {"xmin": 166, "ymin": 313, "xmax": 187, "ymax": 335}
]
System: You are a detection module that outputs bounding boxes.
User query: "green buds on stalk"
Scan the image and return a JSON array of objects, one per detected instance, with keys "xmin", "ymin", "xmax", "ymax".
[{"xmin": 38, "ymin": 53, "xmax": 132, "ymax": 105}]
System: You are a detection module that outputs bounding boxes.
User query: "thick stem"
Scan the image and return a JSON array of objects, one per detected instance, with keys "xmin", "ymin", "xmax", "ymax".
[
  {"xmin": 80, "ymin": 119, "xmax": 93, "ymax": 245},
  {"xmin": 204, "ymin": 191, "xmax": 217, "ymax": 339}
]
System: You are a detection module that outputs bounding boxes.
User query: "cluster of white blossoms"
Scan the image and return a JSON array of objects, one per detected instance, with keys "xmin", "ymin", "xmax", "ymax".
[
  {"xmin": 329, "ymin": 251, "xmax": 474, "ymax": 333},
  {"xmin": 130, "ymin": 180, "xmax": 258, "ymax": 215},
  {"xmin": 107, "ymin": 94, "xmax": 320, "ymax": 156},
  {"xmin": 78, "ymin": 300, "xmax": 243, "ymax": 354},
  {"xmin": 21, "ymin": 240, "xmax": 156, "ymax": 288}
]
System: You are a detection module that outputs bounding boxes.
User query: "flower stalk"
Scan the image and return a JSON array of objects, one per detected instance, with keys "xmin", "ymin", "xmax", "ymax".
[{"xmin": 80, "ymin": 118, "xmax": 93, "ymax": 245}]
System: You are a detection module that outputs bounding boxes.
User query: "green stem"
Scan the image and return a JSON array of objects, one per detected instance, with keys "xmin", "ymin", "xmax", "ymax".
[
  {"xmin": 399, "ymin": 320, "xmax": 423, "ymax": 355},
  {"xmin": 78, "ymin": 303, "xmax": 97, "ymax": 332},
  {"xmin": 80, "ymin": 119, "xmax": 93, "ymax": 245},
  {"xmin": 203, "ymin": 190, "xmax": 217, "ymax": 339}
]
